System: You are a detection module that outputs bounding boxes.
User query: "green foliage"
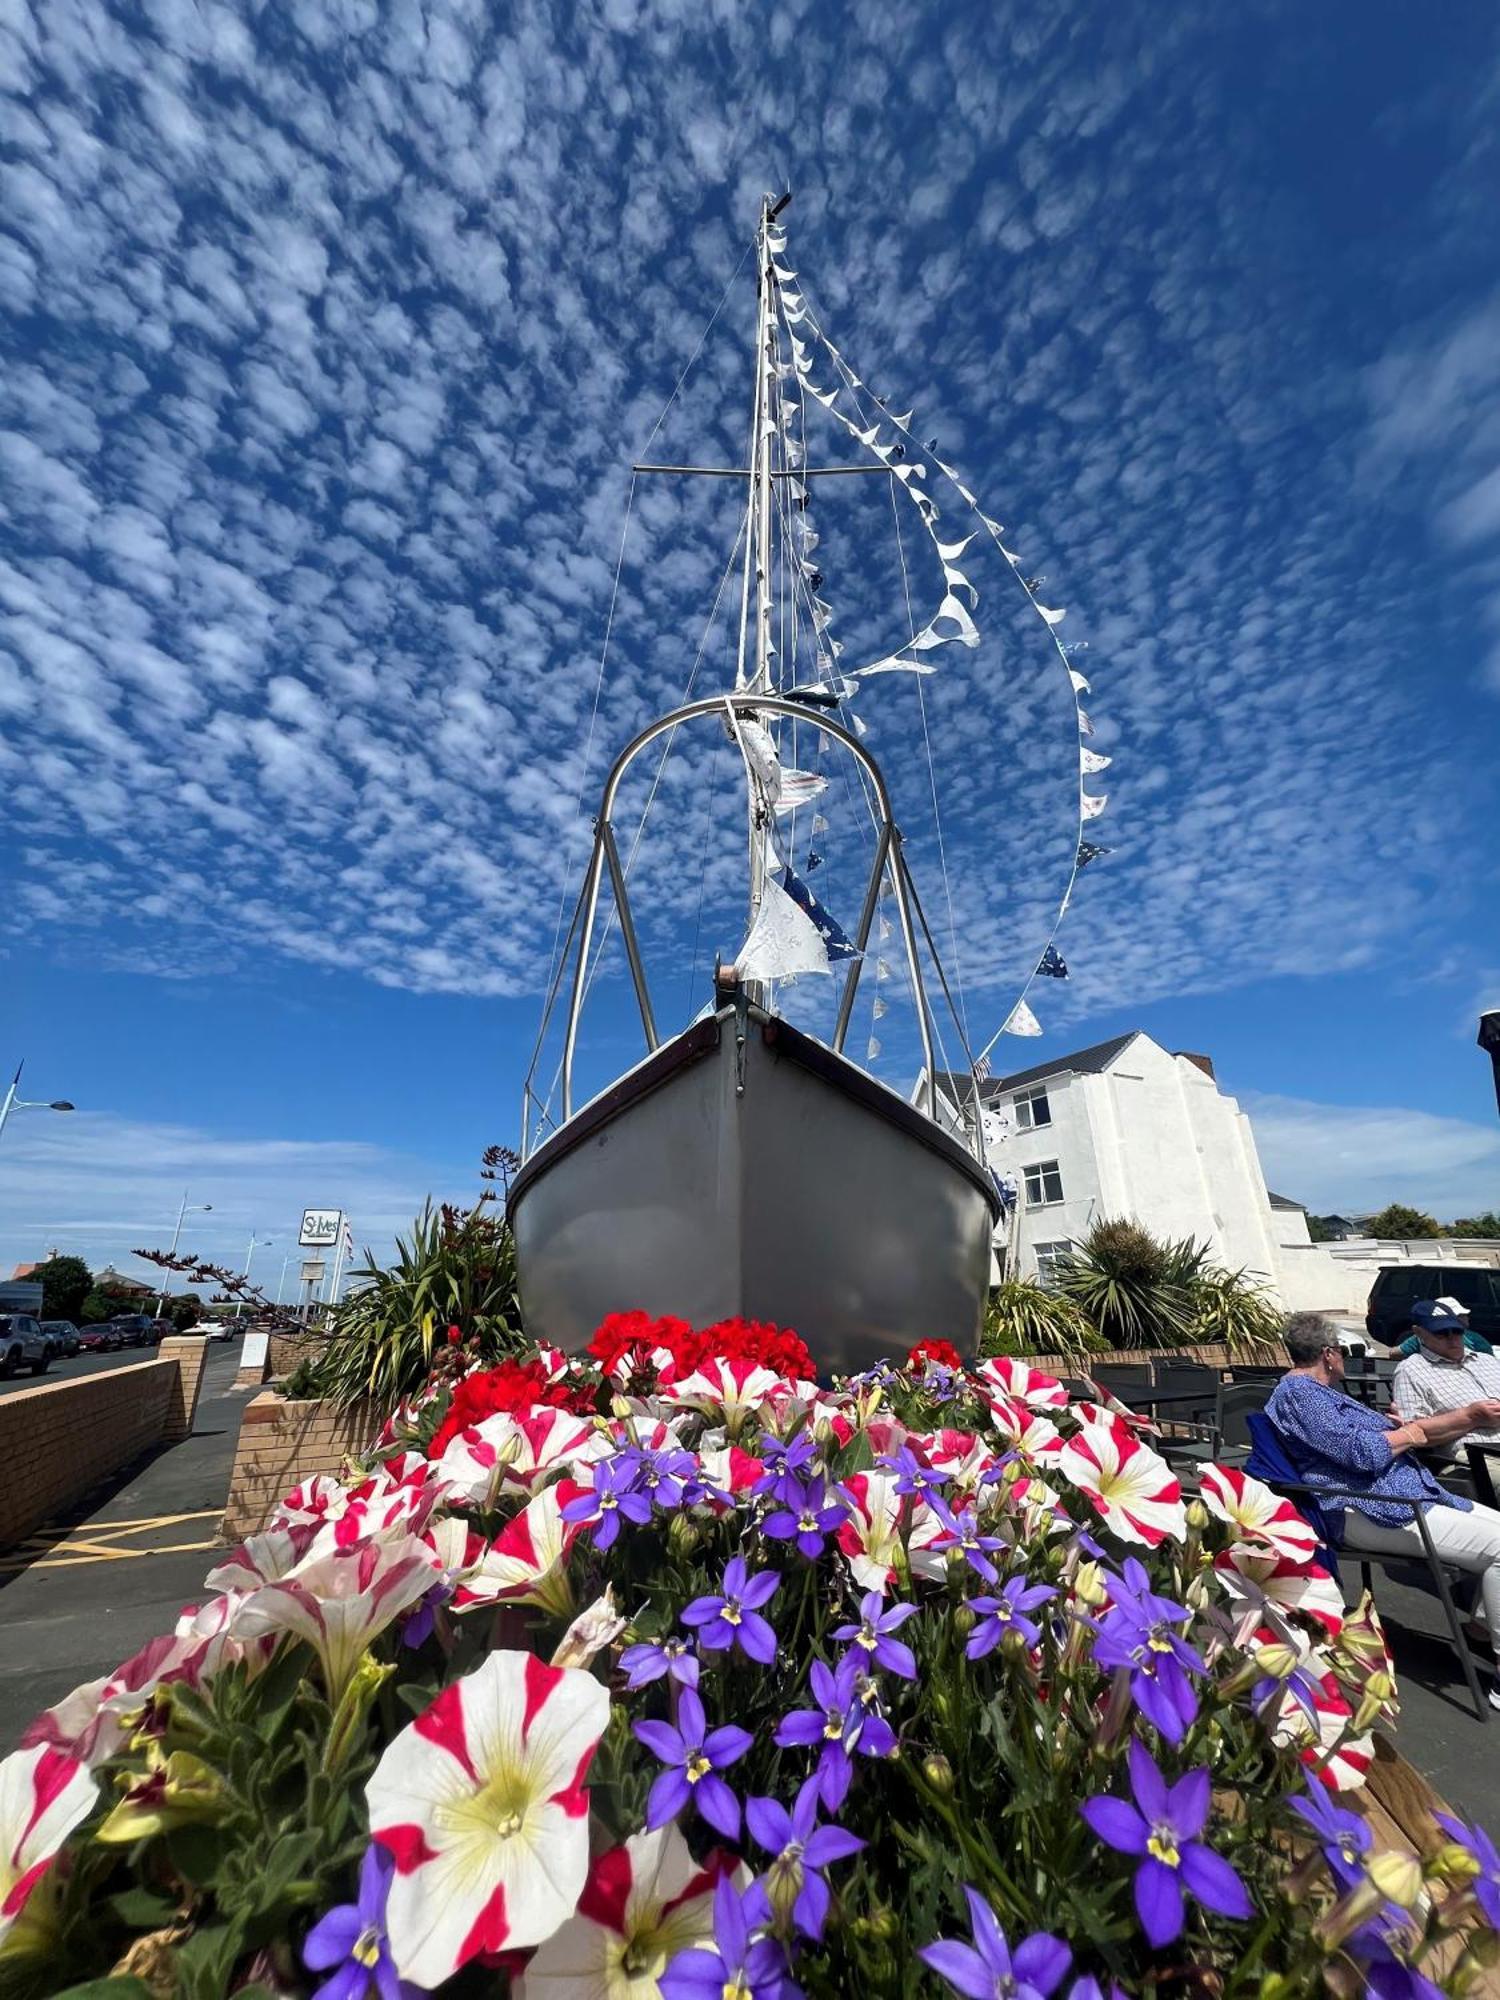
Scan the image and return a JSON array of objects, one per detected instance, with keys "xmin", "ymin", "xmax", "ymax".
[
  {"xmin": 1052, "ymin": 1218, "xmax": 1279, "ymax": 1355},
  {"xmin": 79, "ymin": 1288, "xmax": 138, "ymax": 1325},
  {"xmin": 310, "ymin": 1197, "xmax": 525, "ymax": 1409},
  {"xmin": 1306, "ymin": 1214, "xmax": 1339, "ymax": 1242},
  {"xmin": 980, "ymin": 1279, "xmax": 1096, "ymax": 1359},
  {"xmin": 29, "ymin": 1254, "xmax": 92, "ymax": 1322},
  {"xmin": 169, "ymin": 1293, "xmax": 203, "ymax": 1332},
  {"xmin": 1364, "ymin": 1203, "xmax": 1444, "ymax": 1240},
  {"xmin": 1449, "ymin": 1211, "xmax": 1500, "ymax": 1238}
]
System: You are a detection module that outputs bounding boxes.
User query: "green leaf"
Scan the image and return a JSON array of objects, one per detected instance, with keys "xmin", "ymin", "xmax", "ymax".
[
  {"xmin": 107, "ymin": 1886, "xmax": 180, "ymax": 1929},
  {"xmin": 48, "ymin": 1983, "xmax": 155, "ymax": 2000}
]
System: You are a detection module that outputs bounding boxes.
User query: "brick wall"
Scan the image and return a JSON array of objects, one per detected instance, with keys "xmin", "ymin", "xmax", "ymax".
[
  {"xmin": 1013, "ymin": 1341, "xmax": 1242, "ymax": 1377},
  {"xmin": 221, "ymin": 1392, "xmax": 381, "ymax": 1541},
  {"xmin": 268, "ymin": 1330, "xmax": 331, "ymax": 1379},
  {"xmin": 158, "ymin": 1334, "xmax": 210, "ymax": 1440},
  {"xmin": 0, "ymin": 1360, "xmax": 176, "ymax": 1550}
]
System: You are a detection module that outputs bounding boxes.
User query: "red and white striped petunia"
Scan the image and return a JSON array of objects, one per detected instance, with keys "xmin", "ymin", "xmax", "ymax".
[
  {"xmin": 1269, "ymin": 1669, "xmax": 1373, "ymax": 1792},
  {"xmin": 663, "ymin": 1357, "xmax": 787, "ymax": 1427},
  {"xmin": 1198, "ymin": 1464, "xmax": 1321, "ymax": 1564},
  {"xmin": 835, "ymin": 1471, "xmax": 907, "ymax": 1593},
  {"xmin": 451, "ymin": 1482, "xmax": 587, "ymax": 1619},
  {"xmin": 229, "ymin": 1535, "xmax": 442, "ymax": 1696},
  {"xmin": 1056, "ymin": 1416, "xmax": 1186, "ymax": 1547},
  {"xmin": 974, "ymin": 1357, "xmax": 1068, "ymax": 1410},
  {"xmin": 1213, "ymin": 1545, "xmax": 1345, "ymax": 1638},
  {"xmin": 0, "ymin": 1745, "xmax": 98, "ymax": 1951},
  {"xmin": 982, "ymin": 1395, "xmax": 1063, "ymax": 1461},
  {"xmin": 516, "ymin": 1822, "xmax": 739, "ymax": 1999},
  {"xmin": 367, "ymin": 1649, "xmax": 609, "ymax": 1987}
]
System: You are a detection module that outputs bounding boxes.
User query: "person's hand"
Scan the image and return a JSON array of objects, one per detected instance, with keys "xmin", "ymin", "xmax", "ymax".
[
  {"xmin": 1471, "ymin": 1399, "xmax": 1500, "ymax": 1425},
  {"xmin": 1398, "ymin": 1418, "xmax": 1429, "ymax": 1447}
]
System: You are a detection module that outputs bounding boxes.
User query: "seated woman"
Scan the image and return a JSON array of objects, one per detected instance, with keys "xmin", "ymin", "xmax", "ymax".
[{"xmin": 1267, "ymin": 1312, "xmax": 1500, "ymax": 1709}]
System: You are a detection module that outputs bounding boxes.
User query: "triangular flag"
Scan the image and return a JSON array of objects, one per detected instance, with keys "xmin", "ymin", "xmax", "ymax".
[
  {"xmin": 866, "ymin": 1036, "xmax": 882, "ymax": 1060},
  {"xmin": 1002, "ymin": 999, "xmax": 1043, "ymax": 1037},
  {"xmin": 873, "ymin": 996, "xmax": 888, "ymax": 1019},
  {"xmin": 737, "ymin": 878, "xmax": 832, "ymax": 984},
  {"xmin": 778, "ymin": 865, "xmax": 861, "ymax": 963},
  {"xmin": 1035, "ymin": 946, "xmax": 1068, "ymax": 979},
  {"xmin": 1077, "ymin": 840, "xmax": 1111, "ymax": 870},
  {"xmin": 1081, "ymin": 747, "xmax": 1111, "ymax": 774},
  {"xmin": 1080, "ymin": 791, "xmax": 1108, "ymax": 821}
]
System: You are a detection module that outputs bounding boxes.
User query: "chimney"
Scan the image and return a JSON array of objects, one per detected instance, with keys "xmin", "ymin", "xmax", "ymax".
[{"xmin": 1175, "ymin": 1051, "xmax": 1216, "ymax": 1081}]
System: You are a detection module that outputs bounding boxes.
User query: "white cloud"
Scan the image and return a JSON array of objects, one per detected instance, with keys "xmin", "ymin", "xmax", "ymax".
[
  {"xmin": 0, "ymin": 1110, "xmax": 479, "ymax": 1292},
  {"xmin": 1242, "ymin": 1091, "xmax": 1500, "ymax": 1220}
]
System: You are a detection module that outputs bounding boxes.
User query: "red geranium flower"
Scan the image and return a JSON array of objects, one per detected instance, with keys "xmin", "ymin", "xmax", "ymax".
[{"xmin": 907, "ymin": 1337, "xmax": 963, "ymax": 1371}]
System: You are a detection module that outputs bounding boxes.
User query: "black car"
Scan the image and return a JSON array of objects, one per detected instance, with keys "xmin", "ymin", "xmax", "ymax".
[
  {"xmin": 1366, "ymin": 1264, "xmax": 1500, "ymax": 1347},
  {"xmin": 109, "ymin": 1314, "xmax": 161, "ymax": 1348},
  {"xmin": 41, "ymin": 1320, "xmax": 80, "ymax": 1358}
]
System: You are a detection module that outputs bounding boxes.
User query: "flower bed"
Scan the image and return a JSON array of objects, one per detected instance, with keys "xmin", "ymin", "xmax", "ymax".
[{"xmin": 6, "ymin": 1312, "xmax": 1499, "ymax": 1998}]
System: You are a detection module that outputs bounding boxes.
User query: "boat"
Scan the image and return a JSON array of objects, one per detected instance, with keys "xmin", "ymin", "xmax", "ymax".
[{"xmin": 510, "ymin": 194, "xmax": 1098, "ymax": 1372}]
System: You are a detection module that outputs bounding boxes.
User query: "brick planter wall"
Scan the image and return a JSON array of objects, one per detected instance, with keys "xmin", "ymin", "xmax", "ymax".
[
  {"xmin": 221, "ymin": 1392, "xmax": 381, "ymax": 1541},
  {"xmin": 0, "ymin": 1337, "xmax": 209, "ymax": 1551},
  {"xmin": 1009, "ymin": 1342, "xmax": 1251, "ymax": 1376}
]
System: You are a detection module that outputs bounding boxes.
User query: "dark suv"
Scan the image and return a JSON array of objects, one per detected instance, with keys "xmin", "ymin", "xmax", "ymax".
[
  {"xmin": 1366, "ymin": 1264, "xmax": 1500, "ymax": 1347},
  {"xmin": 109, "ymin": 1315, "xmax": 160, "ymax": 1349}
]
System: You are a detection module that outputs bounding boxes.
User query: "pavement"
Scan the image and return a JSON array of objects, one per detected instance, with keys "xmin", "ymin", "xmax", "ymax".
[
  {"xmin": 0, "ymin": 1342, "xmax": 254, "ymax": 1746},
  {"xmin": 2, "ymin": 1343, "xmax": 1499, "ymax": 1831}
]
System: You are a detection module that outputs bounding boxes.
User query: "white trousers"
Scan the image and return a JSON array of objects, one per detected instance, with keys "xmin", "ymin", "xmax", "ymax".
[{"xmin": 1343, "ymin": 1501, "xmax": 1500, "ymax": 1649}]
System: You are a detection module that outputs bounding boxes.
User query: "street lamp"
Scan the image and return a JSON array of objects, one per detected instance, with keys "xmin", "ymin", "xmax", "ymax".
[
  {"xmin": 239, "ymin": 1234, "xmax": 273, "ymax": 1317},
  {"xmin": 275, "ymin": 1251, "xmax": 293, "ymax": 1306},
  {"xmin": 0, "ymin": 1063, "xmax": 75, "ymax": 1143},
  {"xmin": 155, "ymin": 1190, "xmax": 214, "ymax": 1319}
]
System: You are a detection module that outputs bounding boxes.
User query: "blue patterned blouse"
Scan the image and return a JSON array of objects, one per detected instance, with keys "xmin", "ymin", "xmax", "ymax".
[{"xmin": 1265, "ymin": 1371, "xmax": 1471, "ymax": 1537}]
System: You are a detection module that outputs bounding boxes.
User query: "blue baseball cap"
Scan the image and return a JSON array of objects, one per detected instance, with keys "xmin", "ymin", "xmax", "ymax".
[{"xmin": 1411, "ymin": 1298, "xmax": 1469, "ymax": 1332}]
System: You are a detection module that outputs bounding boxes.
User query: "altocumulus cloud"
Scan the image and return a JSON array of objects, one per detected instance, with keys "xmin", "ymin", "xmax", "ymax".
[
  {"xmin": 1243, "ymin": 1092, "xmax": 1500, "ymax": 1221},
  {"xmin": 0, "ymin": 0, "xmax": 1496, "ymax": 1061}
]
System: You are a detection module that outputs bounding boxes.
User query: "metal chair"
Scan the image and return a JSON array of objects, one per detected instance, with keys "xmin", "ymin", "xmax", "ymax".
[
  {"xmin": 1090, "ymin": 1364, "xmax": 1154, "ymax": 1410},
  {"xmin": 1148, "ymin": 1362, "xmax": 1222, "ymax": 1466},
  {"xmin": 1216, "ymin": 1382, "xmax": 1273, "ymax": 1460}
]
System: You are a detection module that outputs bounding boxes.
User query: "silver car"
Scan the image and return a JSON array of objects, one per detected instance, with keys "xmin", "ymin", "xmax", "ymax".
[{"xmin": 0, "ymin": 1314, "xmax": 51, "ymax": 1377}]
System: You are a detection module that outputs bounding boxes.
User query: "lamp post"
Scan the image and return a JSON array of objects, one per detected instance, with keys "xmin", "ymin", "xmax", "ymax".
[
  {"xmin": 0, "ymin": 1063, "xmax": 74, "ymax": 1144},
  {"xmin": 155, "ymin": 1190, "xmax": 214, "ymax": 1319},
  {"xmin": 238, "ymin": 1234, "xmax": 273, "ymax": 1317},
  {"xmin": 275, "ymin": 1251, "xmax": 292, "ymax": 1305}
]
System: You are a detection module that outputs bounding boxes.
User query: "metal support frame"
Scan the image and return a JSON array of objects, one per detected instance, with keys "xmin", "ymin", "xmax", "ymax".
[{"xmin": 529, "ymin": 692, "xmax": 947, "ymax": 1149}]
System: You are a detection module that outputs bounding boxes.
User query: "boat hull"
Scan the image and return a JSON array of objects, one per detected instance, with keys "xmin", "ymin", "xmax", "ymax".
[{"xmin": 508, "ymin": 1007, "xmax": 999, "ymax": 1373}]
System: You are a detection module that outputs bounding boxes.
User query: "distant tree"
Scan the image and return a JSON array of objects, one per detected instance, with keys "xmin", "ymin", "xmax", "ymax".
[
  {"xmin": 79, "ymin": 1288, "xmax": 115, "ymax": 1324},
  {"xmin": 1448, "ymin": 1212, "xmax": 1500, "ymax": 1239},
  {"xmin": 170, "ymin": 1291, "xmax": 204, "ymax": 1331},
  {"xmin": 29, "ymin": 1254, "xmax": 92, "ymax": 1322},
  {"xmin": 1306, "ymin": 1215, "xmax": 1338, "ymax": 1243},
  {"xmin": 1364, "ymin": 1203, "xmax": 1444, "ymax": 1241}
]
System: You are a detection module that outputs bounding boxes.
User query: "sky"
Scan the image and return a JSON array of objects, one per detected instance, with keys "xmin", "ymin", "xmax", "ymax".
[{"xmin": 3, "ymin": 0, "xmax": 1500, "ymax": 1287}]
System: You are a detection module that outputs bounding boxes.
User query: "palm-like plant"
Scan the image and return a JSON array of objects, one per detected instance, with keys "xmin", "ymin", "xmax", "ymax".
[
  {"xmin": 312, "ymin": 1197, "xmax": 525, "ymax": 1409},
  {"xmin": 1052, "ymin": 1218, "xmax": 1199, "ymax": 1349},
  {"xmin": 981, "ymin": 1278, "xmax": 1097, "ymax": 1360},
  {"xmin": 1183, "ymin": 1264, "xmax": 1283, "ymax": 1356}
]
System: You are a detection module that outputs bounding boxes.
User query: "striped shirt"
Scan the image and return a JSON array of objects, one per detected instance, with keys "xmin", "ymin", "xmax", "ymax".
[
  {"xmin": 1393, "ymin": 1346, "xmax": 1500, "ymax": 1456},
  {"xmin": 1264, "ymin": 1371, "xmax": 1470, "ymax": 1536}
]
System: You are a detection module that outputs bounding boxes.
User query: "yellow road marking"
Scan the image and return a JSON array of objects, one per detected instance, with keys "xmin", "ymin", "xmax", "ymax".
[
  {"xmin": 47, "ymin": 1510, "xmax": 221, "ymax": 1534},
  {"xmin": 0, "ymin": 1538, "xmax": 218, "ymax": 1572}
]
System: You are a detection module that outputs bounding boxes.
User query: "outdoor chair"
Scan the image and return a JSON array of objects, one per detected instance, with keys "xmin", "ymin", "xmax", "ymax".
[
  {"xmin": 1213, "ymin": 1382, "xmax": 1273, "ymax": 1464},
  {"xmin": 1226, "ymin": 1364, "xmax": 1285, "ymax": 1388},
  {"xmin": 1146, "ymin": 1365, "xmax": 1222, "ymax": 1468},
  {"xmin": 1247, "ymin": 1411, "xmax": 1490, "ymax": 1724},
  {"xmin": 1090, "ymin": 1364, "xmax": 1154, "ymax": 1408}
]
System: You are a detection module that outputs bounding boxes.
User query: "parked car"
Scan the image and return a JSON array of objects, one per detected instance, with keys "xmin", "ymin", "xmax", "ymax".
[
  {"xmin": 40, "ymin": 1320, "xmax": 80, "ymax": 1358},
  {"xmin": 0, "ymin": 1313, "xmax": 51, "ymax": 1377},
  {"xmin": 77, "ymin": 1322, "xmax": 125, "ymax": 1353},
  {"xmin": 185, "ymin": 1319, "xmax": 236, "ymax": 1342},
  {"xmin": 1366, "ymin": 1264, "xmax": 1500, "ymax": 1347},
  {"xmin": 108, "ymin": 1314, "xmax": 160, "ymax": 1348}
]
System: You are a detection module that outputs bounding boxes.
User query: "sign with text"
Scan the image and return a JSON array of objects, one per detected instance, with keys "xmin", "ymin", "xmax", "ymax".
[{"xmin": 299, "ymin": 1208, "xmax": 341, "ymax": 1248}]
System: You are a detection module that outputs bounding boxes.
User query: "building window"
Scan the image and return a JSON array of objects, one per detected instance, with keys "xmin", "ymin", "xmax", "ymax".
[
  {"xmin": 1013, "ymin": 1084, "xmax": 1051, "ymax": 1131},
  {"xmin": 1024, "ymin": 1160, "xmax": 1064, "ymax": 1208},
  {"xmin": 1033, "ymin": 1239, "xmax": 1072, "ymax": 1286}
]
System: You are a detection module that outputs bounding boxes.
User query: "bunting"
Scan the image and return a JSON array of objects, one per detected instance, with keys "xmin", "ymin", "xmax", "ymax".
[
  {"xmin": 1035, "ymin": 946, "xmax": 1068, "ymax": 979},
  {"xmin": 778, "ymin": 864, "xmax": 861, "ymax": 963},
  {"xmin": 737, "ymin": 877, "xmax": 831, "ymax": 985},
  {"xmin": 1002, "ymin": 999, "xmax": 1043, "ymax": 1037}
]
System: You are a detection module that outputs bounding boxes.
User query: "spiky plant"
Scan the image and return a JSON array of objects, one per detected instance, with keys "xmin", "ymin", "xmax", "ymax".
[
  {"xmin": 981, "ymin": 1278, "xmax": 1098, "ymax": 1360},
  {"xmin": 311, "ymin": 1197, "xmax": 525, "ymax": 1410},
  {"xmin": 1184, "ymin": 1264, "xmax": 1284, "ymax": 1358}
]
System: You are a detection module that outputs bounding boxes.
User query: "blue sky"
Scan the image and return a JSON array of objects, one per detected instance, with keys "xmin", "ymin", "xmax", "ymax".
[{"xmin": 3, "ymin": 0, "xmax": 1499, "ymax": 1283}]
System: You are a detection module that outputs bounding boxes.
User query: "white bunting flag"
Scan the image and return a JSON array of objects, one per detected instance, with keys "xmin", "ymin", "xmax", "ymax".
[
  {"xmin": 1003, "ymin": 999, "xmax": 1043, "ymax": 1037},
  {"xmin": 1080, "ymin": 791, "xmax": 1108, "ymax": 820},
  {"xmin": 737, "ymin": 877, "xmax": 832, "ymax": 984},
  {"xmin": 1081, "ymin": 747, "xmax": 1112, "ymax": 773}
]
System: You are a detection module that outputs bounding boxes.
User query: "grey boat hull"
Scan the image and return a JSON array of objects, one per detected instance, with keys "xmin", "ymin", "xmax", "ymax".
[{"xmin": 508, "ymin": 1004, "xmax": 1000, "ymax": 1374}]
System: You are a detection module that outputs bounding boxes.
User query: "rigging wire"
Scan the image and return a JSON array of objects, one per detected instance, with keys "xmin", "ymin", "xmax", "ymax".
[{"xmin": 888, "ymin": 471, "xmax": 972, "ymax": 1047}]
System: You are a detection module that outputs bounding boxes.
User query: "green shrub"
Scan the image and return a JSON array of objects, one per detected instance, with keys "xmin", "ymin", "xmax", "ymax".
[{"xmin": 981, "ymin": 1277, "xmax": 1096, "ymax": 1358}]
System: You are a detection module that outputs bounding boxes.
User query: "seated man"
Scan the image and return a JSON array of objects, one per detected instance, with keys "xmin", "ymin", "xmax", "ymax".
[
  {"xmin": 1394, "ymin": 1299, "xmax": 1500, "ymax": 1461},
  {"xmin": 1394, "ymin": 1295, "xmax": 1495, "ymax": 1359},
  {"xmin": 1267, "ymin": 1312, "xmax": 1500, "ymax": 1707}
]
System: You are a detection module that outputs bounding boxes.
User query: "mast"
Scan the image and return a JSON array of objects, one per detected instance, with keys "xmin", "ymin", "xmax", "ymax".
[{"xmin": 736, "ymin": 194, "xmax": 782, "ymax": 1005}]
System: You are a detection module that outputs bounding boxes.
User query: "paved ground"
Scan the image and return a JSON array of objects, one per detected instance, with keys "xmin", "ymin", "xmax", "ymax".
[{"xmin": 0, "ymin": 1342, "xmax": 253, "ymax": 1745}]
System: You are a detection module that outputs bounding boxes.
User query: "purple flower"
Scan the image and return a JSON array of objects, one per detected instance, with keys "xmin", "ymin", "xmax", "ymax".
[
  {"xmin": 635, "ymin": 1445, "xmax": 705, "ymax": 1512},
  {"xmin": 926, "ymin": 1495, "xmax": 1004, "ymax": 1584},
  {"xmin": 753, "ymin": 1434, "xmax": 820, "ymax": 1506},
  {"xmin": 681, "ymin": 1556, "xmax": 781, "ymax": 1664},
  {"xmin": 745, "ymin": 1775, "xmax": 865, "ymax": 1939},
  {"xmin": 1090, "ymin": 1562, "xmax": 1203, "ymax": 1745},
  {"xmin": 1064, "ymin": 1981, "xmax": 1129, "ymax": 2000},
  {"xmin": 561, "ymin": 1456, "xmax": 652, "ymax": 1549},
  {"xmin": 1289, "ymin": 1780, "xmax": 1372, "ymax": 1892},
  {"xmin": 1080, "ymin": 1738, "xmax": 1253, "ymax": 1949},
  {"xmin": 1251, "ymin": 1659, "xmax": 1322, "ymax": 1733},
  {"xmin": 833, "ymin": 1590, "xmax": 920, "ymax": 1679},
  {"xmin": 634, "ymin": 1686, "xmax": 753, "ymax": 1839},
  {"xmin": 877, "ymin": 1444, "xmax": 949, "ymax": 1499},
  {"xmin": 661, "ymin": 1875, "xmax": 792, "ymax": 2000},
  {"xmin": 1434, "ymin": 1810, "xmax": 1500, "ymax": 1930},
  {"xmin": 302, "ymin": 1845, "xmax": 423, "ymax": 2000},
  {"xmin": 775, "ymin": 1655, "xmax": 896, "ymax": 1809},
  {"xmin": 919, "ymin": 1884, "xmax": 1071, "ymax": 2000},
  {"xmin": 762, "ymin": 1476, "xmax": 848, "ymax": 1559},
  {"xmin": 621, "ymin": 1635, "xmax": 700, "ymax": 1690},
  {"xmin": 966, "ymin": 1577, "xmax": 1057, "ymax": 1659}
]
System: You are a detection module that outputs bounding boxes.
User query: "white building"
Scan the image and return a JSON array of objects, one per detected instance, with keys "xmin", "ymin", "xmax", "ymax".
[{"xmin": 931, "ymin": 1031, "xmax": 1371, "ymax": 1312}]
